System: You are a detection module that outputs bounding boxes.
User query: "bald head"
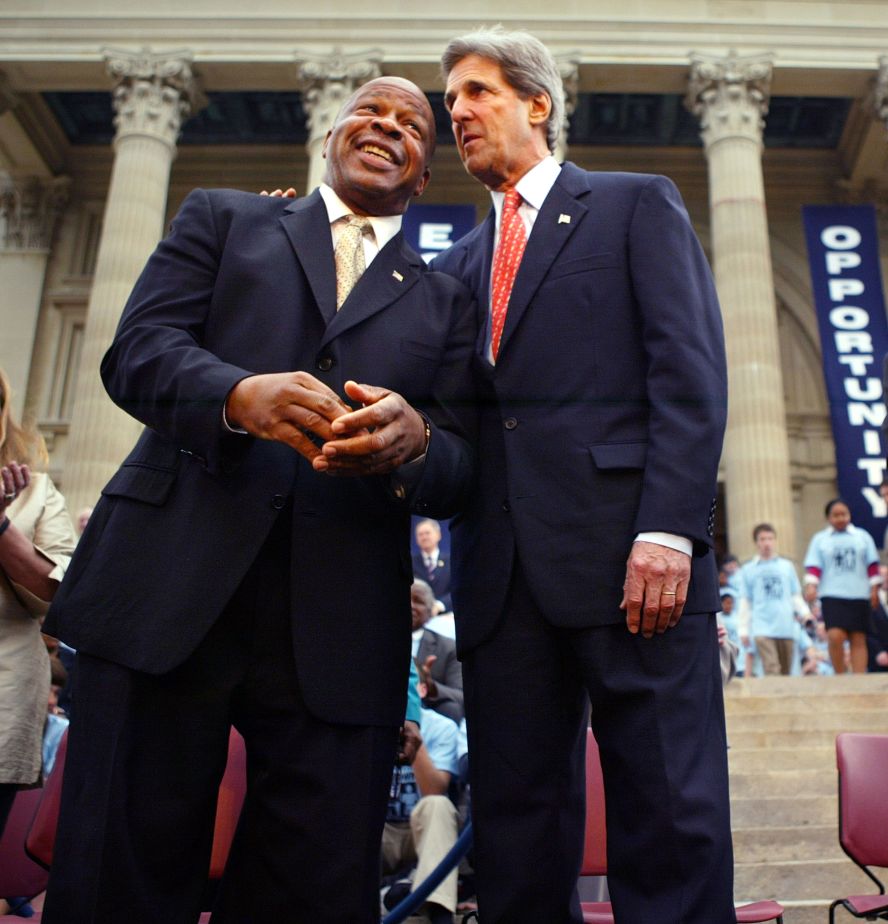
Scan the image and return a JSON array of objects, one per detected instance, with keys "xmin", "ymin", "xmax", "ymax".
[
  {"xmin": 338, "ymin": 76, "xmax": 437, "ymax": 157},
  {"xmin": 321, "ymin": 75, "xmax": 436, "ymax": 215}
]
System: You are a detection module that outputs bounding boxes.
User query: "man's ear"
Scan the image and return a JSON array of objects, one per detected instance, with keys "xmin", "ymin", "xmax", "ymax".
[
  {"xmin": 528, "ymin": 92, "xmax": 552, "ymax": 127},
  {"xmin": 413, "ymin": 166, "xmax": 432, "ymax": 198},
  {"xmin": 321, "ymin": 129, "xmax": 332, "ymax": 159}
]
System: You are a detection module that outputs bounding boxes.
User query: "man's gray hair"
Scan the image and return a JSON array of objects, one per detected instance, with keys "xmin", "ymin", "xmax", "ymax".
[{"xmin": 441, "ymin": 25, "xmax": 564, "ymax": 153}]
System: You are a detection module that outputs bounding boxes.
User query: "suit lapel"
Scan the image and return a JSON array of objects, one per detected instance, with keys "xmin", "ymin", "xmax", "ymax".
[
  {"xmin": 497, "ymin": 165, "xmax": 590, "ymax": 360},
  {"xmin": 278, "ymin": 191, "xmax": 338, "ymax": 325},
  {"xmin": 319, "ymin": 232, "xmax": 423, "ymax": 348}
]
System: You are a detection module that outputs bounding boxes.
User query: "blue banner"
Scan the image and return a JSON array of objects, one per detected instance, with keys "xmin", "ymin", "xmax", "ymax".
[
  {"xmin": 802, "ymin": 204, "xmax": 888, "ymax": 543},
  {"xmin": 402, "ymin": 204, "xmax": 476, "ymax": 264}
]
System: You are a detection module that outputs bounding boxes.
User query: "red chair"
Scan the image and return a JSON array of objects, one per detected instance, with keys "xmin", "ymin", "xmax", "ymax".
[
  {"xmin": 580, "ymin": 728, "xmax": 784, "ymax": 924},
  {"xmin": 0, "ymin": 728, "xmax": 247, "ymax": 923},
  {"xmin": 829, "ymin": 733, "xmax": 888, "ymax": 923}
]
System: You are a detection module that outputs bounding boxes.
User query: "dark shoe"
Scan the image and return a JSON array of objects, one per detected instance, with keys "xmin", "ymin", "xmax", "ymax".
[
  {"xmin": 383, "ymin": 878, "xmax": 412, "ymax": 911},
  {"xmin": 424, "ymin": 901, "xmax": 452, "ymax": 924},
  {"xmin": 5, "ymin": 898, "xmax": 35, "ymax": 918}
]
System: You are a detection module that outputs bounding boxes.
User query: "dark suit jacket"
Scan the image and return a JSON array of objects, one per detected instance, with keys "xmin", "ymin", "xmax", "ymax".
[
  {"xmin": 416, "ymin": 626, "xmax": 463, "ymax": 723},
  {"xmin": 432, "ymin": 164, "xmax": 727, "ymax": 654},
  {"xmin": 411, "ymin": 551, "xmax": 453, "ymax": 612},
  {"xmin": 45, "ymin": 188, "xmax": 476, "ymax": 727}
]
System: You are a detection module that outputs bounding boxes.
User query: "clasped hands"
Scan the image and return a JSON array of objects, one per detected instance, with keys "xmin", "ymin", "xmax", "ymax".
[{"xmin": 225, "ymin": 371, "xmax": 427, "ymax": 476}]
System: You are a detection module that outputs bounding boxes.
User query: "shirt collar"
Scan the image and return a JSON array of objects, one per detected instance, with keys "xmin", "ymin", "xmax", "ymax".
[
  {"xmin": 828, "ymin": 523, "xmax": 856, "ymax": 535},
  {"xmin": 490, "ymin": 155, "xmax": 561, "ymax": 222},
  {"xmin": 318, "ymin": 183, "xmax": 403, "ymax": 252}
]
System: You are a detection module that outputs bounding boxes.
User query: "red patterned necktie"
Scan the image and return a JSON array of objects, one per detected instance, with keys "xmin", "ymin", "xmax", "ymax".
[{"xmin": 490, "ymin": 188, "xmax": 527, "ymax": 361}]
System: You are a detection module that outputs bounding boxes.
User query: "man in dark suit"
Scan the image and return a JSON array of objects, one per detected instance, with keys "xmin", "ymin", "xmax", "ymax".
[
  {"xmin": 41, "ymin": 77, "xmax": 475, "ymax": 924},
  {"xmin": 432, "ymin": 28, "xmax": 733, "ymax": 923},
  {"xmin": 411, "ymin": 578, "xmax": 463, "ymax": 723},
  {"xmin": 411, "ymin": 517, "xmax": 453, "ymax": 612}
]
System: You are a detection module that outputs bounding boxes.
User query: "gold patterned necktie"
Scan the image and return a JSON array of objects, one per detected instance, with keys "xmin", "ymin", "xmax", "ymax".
[
  {"xmin": 335, "ymin": 214, "xmax": 373, "ymax": 310},
  {"xmin": 490, "ymin": 188, "xmax": 527, "ymax": 360}
]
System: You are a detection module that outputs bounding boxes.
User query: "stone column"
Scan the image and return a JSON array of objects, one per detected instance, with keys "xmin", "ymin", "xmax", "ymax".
[
  {"xmin": 295, "ymin": 48, "xmax": 382, "ymax": 195},
  {"xmin": 62, "ymin": 48, "xmax": 204, "ymax": 512},
  {"xmin": 0, "ymin": 174, "xmax": 70, "ymax": 419},
  {"xmin": 874, "ymin": 55, "xmax": 888, "ymax": 129},
  {"xmin": 554, "ymin": 56, "xmax": 580, "ymax": 165},
  {"xmin": 687, "ymin": 51, "xmax": 795, "ymax": 560},
  {"xmin": 872, "ymin": 56, "xmax": 888, "ymax": 287}
]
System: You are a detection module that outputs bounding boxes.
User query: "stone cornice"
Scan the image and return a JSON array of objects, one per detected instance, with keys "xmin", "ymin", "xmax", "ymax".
[{"xmin": 2, "ymin": 13, "xmax": 888, "ymax": 78}]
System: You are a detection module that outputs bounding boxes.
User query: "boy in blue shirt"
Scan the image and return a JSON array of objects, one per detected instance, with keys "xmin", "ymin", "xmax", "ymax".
[{"xmin": 738, "ymin": 523, "xmax": 810, "ymax": 675}]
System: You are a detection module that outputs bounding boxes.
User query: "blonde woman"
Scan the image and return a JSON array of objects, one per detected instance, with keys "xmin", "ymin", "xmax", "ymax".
[{"xmin": 0, "ymin": 369, "xmax": 75, "ymax": 837}]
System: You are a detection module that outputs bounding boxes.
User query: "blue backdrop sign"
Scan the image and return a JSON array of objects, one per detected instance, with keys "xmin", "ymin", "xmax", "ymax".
[
  {"xmin": 802, "ymin": 204, "xmax": 888, "ymax": 543},
  {"xmin": 402, "ymin": 204, "xmax": 476, "ymax": 264}
]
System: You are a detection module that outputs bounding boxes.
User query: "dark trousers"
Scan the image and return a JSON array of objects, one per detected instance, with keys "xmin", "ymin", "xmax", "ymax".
[
  {"xmin": 462, "ymin": 562, "xmax": 735, "ymax": 924},
  {"xmin": 0, "ymin": 783, "xmax": 16, "ymax": 841},
  {"xmin": 42, "ymin": 515, "xmax": 399, "ymax": 924}
]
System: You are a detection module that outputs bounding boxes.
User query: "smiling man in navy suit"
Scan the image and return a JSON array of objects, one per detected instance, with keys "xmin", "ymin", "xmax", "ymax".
[
  {"xmin": 42, "ymin": 77, "xmax": 475, "ymax": 924},
  {"xmin": 432, "ymin": 27, "xmax": 734, "ymax": 924}
]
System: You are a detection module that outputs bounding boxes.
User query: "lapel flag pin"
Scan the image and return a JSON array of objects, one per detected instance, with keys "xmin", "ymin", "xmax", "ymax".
[
  {"xmin": 392, "ymin": 270, "xmax": 404, "ymax": 282},
  {"xmin": 558, "ymin": 214, "xmax": 571, "ymax": 225}
]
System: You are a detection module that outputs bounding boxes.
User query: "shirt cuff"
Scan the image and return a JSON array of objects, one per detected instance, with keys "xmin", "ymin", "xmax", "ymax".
[
  {"xmin": 222, "ymin": 403, "xmax": 248, "ymax": 435},
  {"xmin": 634, "ymin": 532, "xmax": 692, "ymax": 557}
]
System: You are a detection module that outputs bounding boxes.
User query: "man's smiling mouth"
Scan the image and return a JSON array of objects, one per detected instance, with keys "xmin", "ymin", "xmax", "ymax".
[{"xmin": 360, "ymin": 143, "xmax": 394, "ymax": 163}]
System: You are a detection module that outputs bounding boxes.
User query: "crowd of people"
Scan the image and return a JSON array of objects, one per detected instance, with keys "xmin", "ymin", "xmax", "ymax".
[
  {"xmin": 1, "ymin": 21, "xmax": 888, "ymax": 924},
  {"xmin": 718, "ymin": 504, "xmax": 888, "ymax": 679}
]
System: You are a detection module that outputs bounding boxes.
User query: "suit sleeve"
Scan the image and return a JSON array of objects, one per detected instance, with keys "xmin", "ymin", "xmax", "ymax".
[
  {"xmin": 419, "ymin": 633, "xmax": 464, "ymax": 724},
  {"xmin": 628, "ymin": 175, "xmax": 728, "ymax": 552},
  {"xmin": 100, "ymin": 188, "xmax": 255, "ymax": 475},
  {"xmin": 400, "ymin": 274, "xmax": 478, "ymax": 520}
]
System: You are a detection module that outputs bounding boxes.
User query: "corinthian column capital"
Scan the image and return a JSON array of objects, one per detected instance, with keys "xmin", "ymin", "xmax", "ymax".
[
  {"xmin": 686, "ymin": 50, "xmax": 774, "ymax": 149},
  {"xmin": 103, "ymin": 47, "xmax": 206, "ymax": 149},
  {"xmin": 0, "ymin": 174, "xmax": 70, "ymax": 252},
  {"xmin": 295, "ymin": 48, "xmax": 383, "ymax": 148},
  {"xmin": 554, "ymin": 54, "xmax": 581, "ymax": 162},
  {"xmin": 873, "ymin": 55, "xmax": 888, "ymax": 131}
]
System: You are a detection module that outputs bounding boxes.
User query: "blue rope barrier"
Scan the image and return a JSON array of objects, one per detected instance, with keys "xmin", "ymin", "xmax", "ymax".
[{"xmin": 381, "ymin": 819, "xmax": 474, "ymax": 924}]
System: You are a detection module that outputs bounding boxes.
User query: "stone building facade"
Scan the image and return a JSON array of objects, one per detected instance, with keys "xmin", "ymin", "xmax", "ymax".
[{"xmin": 2, "ymin": 0, "xmax": 888, "ymax": 563}]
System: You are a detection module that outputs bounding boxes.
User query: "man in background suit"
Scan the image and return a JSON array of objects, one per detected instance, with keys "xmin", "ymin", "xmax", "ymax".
[
  {"xmin": 41, "ymin": 77, "xmax": 475, "ymax": 924},
  {"xmin": 432, "ymin": 27, "xmax": 733, "ymax": 923},
  {"xmin": 411, "ymin": 578, "xmax": 463, "ymax": 723},
  {"xmin": 412, "ymin": 517, "xmax": 453, "ymax": 613}
]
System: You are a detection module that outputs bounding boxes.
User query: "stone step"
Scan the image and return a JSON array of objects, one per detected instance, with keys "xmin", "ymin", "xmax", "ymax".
[
  {"xmin": 731, "ymin": 796, "xmax": 835, "ymax": 828},
  {"xmin": 725, "ymin": 675, "xmax": 888, "ymax": 699},
  {"xmin": 725, "ymin": 691, "xmax": 888, "ymax": 715},
  {"xmin": 766, "ymin": 901, "xmax": 831, "ymax": 924},
  {"xmin": 728, "ymin": 728, "xmax": 877, "ymax": 749},
  {"xmin": 726, "ymin": 710, "xmax": 888, "ymax": 734},
  {"xmin": 731, "ymin": 825, "xmax": 840, "ymax": 863},
  {"xmin": 728, "ymin": 745, "xmax": 834, "ymax": 773},
  {"xmin": 734, "ymin": 857, "xmax": 878, "ymax": 901},
  {"xmin": 730, "ymin": 769, "xmax": 833, "ymax": 799}
]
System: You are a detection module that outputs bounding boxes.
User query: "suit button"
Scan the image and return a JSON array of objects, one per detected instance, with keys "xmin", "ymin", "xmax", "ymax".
[
  {"xmin": 271, "ymin": 494, "xmax": 287, "ymax": 510},
  {"xmin": 502, "ymin": 500, "xmax": 511, "ymax": 512},
  {"xmin": 503, "ymin": 417, "xmax": 518, "ymax": 430},
  {"xmin": 317, "ymin": 356, "xmax": 334, "ymax": 372}
]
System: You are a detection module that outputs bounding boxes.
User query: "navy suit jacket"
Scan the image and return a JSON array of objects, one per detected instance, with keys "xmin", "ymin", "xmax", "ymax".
[
  {"xmin": 45, "ymin": 188, "xmax": 476, "ymax": 726},
  {"xmin": 432, "ymin": 164, "xmax": 727, "ymax": 654}
]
